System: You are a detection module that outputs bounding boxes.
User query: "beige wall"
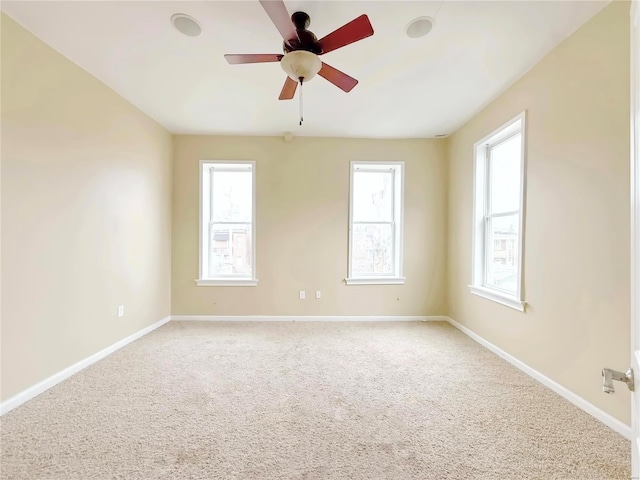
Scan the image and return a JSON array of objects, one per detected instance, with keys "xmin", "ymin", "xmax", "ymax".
[
  {"xmin": 1, "ymin": 15, "xmax": 172, "ymax": 401},
  {"xmin": 447, "ymin": 1, "xmax": 631, "ymax": 424},
  {"xmin": 173, "ymin": 136, "xmax": 446, "ymax": 316}
]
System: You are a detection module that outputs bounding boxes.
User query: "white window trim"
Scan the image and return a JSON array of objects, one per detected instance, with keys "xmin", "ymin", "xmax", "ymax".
[
  {"xmin": 469, "ymin": 111, "xmax": 526, "ymax": 311},
  {"xmin": 345, "ymin": 161, "xmax": 405, "ymax": 286},
  {"xmin": 345, "ymin": 277, "xmax": 406, "ymax": 285},
  {"xmin": 469, "ymin": 285, "xmax": 525, "ymax": 311},
  {"xmin": 196, "ymin": 279, "xmax": 258, "ymax": 287},
  {"xmin": 196, "ymin": 160, "xmax": 258, "ymax": 287}
]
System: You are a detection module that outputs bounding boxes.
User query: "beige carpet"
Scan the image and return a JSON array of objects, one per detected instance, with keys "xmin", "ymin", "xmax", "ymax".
[{"xmin": 0, "ymin": 321, "xmax": 631, "ymax": 479}]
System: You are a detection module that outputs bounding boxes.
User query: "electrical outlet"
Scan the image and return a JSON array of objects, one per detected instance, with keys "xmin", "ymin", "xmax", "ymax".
[
  {"xmin": 315, "ymin": 290, "xmax": 321, "ymax": 299},
  {"xmin": 117, "ymin": 305, "xmax": 125, "ymax": 318},
  {"xmin": 299, "ymin": 290, "xmax": 306, "ymax": 300}
]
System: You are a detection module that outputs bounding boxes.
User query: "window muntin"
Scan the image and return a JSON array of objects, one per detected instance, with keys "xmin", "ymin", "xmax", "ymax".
[
  {"xmin": 199, "ymin": 162, "xmax": 256, "ymax": 284},
  {"xmin": 348, "ymin": 162, "xmax": 404, "ymax": 283}
]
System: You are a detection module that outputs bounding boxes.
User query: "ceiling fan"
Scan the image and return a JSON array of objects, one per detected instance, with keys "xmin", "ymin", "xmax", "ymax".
[{"xmin": 224, "ymin": 0, "xmax": 374, "ymax": 116}]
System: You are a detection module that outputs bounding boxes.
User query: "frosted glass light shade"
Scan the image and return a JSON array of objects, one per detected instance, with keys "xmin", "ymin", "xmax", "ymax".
[{"xmin": 280, "ymin": 51, "xmax": 322, "ymax": 82}]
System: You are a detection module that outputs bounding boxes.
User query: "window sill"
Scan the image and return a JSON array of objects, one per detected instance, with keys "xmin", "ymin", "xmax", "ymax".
[
  {"xmin": 468, "ymin": 285, "xmax": 525, "ymax": 311},
  {"xmin": 345, "ymin": 277, "xmax": 406, "ymax": 285},
  {"xmin": 195, "ymin": 279, "xmax": 258, "ymax": 287}
]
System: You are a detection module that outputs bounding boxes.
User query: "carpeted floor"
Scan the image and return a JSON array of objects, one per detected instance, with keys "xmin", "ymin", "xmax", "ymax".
[{"xmin": 0, "ymin": 321, "xmax": 631, "ymax": 479}]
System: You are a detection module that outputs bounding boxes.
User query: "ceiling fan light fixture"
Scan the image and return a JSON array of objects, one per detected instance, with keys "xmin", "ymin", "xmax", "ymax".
[
  {"xmin": 280, "ymin": 51, "xmax": 322, "ymax": 82},
  {"xmin": 406, "ymin": 16, "xmax": 434, "ymax": 39},
  {"xmin": 171, "ymin": 13, "xmax": 202, "ymax": 37}
]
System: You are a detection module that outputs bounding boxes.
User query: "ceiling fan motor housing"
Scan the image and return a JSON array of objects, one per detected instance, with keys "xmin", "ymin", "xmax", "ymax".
[
  {"xmin": 283, "ymin": 11, "xmax": 322, "ymax": 54},
  {"xmin": 280, "ymin": 50, "xmax": 321, "ymax": 83}
]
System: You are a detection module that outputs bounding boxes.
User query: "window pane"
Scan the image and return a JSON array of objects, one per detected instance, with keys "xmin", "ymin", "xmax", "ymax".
[
  {"xmin": 209, "ymin": 224, "xmax": 252, "ymax": 276},
  {"xmin": 489, "ymin": 134, "xmax": 521, "ymax": 214},
  {"xmin": 352, "ymin": 223, "xmax": 393, "ymax": 275},
  {"xmin": 484, "ymin": 214, "xmax": 519, "ymax": 294},
  {"xmin": 212, "ymin": 171, "xmax": 252, "ymax": 222},
  {"xmin": 353, "ymin": 171, "xmax": 393, "ymax": 222}
]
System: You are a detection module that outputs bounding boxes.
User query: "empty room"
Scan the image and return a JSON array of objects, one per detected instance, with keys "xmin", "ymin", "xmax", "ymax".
[{"xmin": 1, "ymin": 0, "xmax": 639, "ymax": 478}]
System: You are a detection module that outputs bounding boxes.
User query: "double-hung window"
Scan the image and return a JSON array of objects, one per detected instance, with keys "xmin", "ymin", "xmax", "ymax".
[
  {"xmin": 197, "ymin": 161, "xmax": 257, "ymax": 286},
  {"xmin": 346, "ymin": 162, "xmax": 405, "ymax": 285},
  {"xmin": 470, "ymin": 112, "xmax": 526, "ymax": 310}
]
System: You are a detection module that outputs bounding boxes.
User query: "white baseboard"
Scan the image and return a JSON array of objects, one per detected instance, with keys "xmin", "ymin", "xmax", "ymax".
[
  {"xmin": 0, "ymin": 316, "xmax": 171, "ymax": 416},
  {"xmin": 445, "ymin": 316, "xmax": 633, "ymax": 441},
  {"xmin": 171, "ymin": 315, "xmax": 449, "ymax": 322}
]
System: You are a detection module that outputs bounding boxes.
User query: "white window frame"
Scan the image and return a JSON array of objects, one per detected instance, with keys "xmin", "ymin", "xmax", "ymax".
[
  {"xmin": 345, "ymin": 161, "xmax": 405, "ymax": 285},
  {"xmin": 196, "ymin": 160, "xmax": 257, "ymax": 287},
  {"xmin": 469, "ymin": 112, "xmax": 526, "ymax": 311}
]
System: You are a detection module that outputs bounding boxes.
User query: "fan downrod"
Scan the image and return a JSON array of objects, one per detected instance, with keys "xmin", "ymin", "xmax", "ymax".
[
  {"xmin": 283, "ymin": 11, "xmax": 322, "ymax": 54},
  {"xmin": 291, "ymin": 11, "xmax": 310, "ymax": 30}
]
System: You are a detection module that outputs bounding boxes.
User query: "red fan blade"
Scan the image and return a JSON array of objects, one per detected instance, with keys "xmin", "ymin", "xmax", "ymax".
[
  {"xmin": 259, "ymin": 0, "xmax": 298, "ymax": 46},
  {"xmin": 318, "ymin": 14, "xmax": 374, "ymax": 55},
  {"xmin": 279, "ymin": 76, "xmax": 298, "ymax": 100},
  {"xmin": 318, "ymin": 63, "xmax": 358, "ymax": 93},
  {"xmin": 225, "ymin": 54, "xmax": 283, "ymax": 64}
]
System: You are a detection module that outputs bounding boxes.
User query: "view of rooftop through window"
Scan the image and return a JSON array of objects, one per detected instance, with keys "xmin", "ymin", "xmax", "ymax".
[
  {"xmin": 351, "ymin": 168, "xmax": 396, "ymax": 276},
  {"xmin": 209, "ymin": 167, "xmax": 253, "ymax": 277}
]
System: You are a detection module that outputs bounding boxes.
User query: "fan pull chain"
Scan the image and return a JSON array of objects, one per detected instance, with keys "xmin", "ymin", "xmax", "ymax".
[{"xmin": 299, "ymin": 77, "xmax": 304, "ymax": 126}]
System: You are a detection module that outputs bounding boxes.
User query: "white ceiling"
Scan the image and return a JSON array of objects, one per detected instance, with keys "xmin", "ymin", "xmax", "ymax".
[{"xmin": 2, "ymin": 1, "xmax": 607, "ymax": 138}]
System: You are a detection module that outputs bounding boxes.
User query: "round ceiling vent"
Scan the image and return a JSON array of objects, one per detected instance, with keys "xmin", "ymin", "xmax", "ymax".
[
  {"xmin": 171, "ymin": 13, "xmax": 202, "ymax": 37},
  {"xmin": 406, "ymin": 16, "xmax": 434, "ymax": 39}
]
